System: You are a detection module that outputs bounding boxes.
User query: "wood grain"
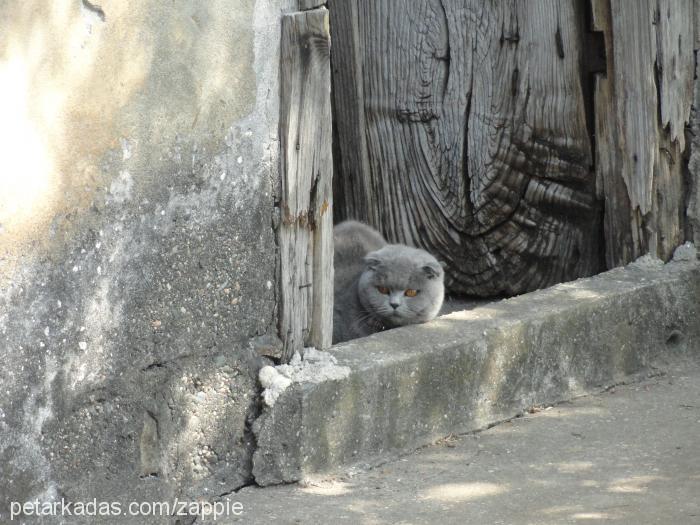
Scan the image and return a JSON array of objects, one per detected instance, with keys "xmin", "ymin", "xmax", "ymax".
[
  {"xmin": 279, "ymin": 8, "xmax": 333, "ymax": 359},
  {"xmin": 593, "ymin": 0, "xmax": 693, "ymax": 265},
  {"xmin": 684, "ymin": 0, "xmax": 700, "ymax": 246},
  {"xmin": 330, "ymin": 0, "xmax": 600, "ymax": 296}
]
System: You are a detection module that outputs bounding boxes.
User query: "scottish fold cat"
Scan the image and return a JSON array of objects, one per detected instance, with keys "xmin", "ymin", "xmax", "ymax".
[{"xmin": 333, "ymin": 221, "xmax": 445, "ymax": 343}]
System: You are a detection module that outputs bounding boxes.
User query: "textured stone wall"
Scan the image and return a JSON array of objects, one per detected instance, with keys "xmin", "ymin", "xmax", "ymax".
[{"xmin": 0, "ymin": 0, "xmax": 292, "ymax": 518}]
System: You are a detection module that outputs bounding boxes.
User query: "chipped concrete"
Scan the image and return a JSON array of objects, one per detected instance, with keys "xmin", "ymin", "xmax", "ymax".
[
  {"xmin": 252, "ymin": 256, "xmax": 700, "ymax": 486},
  {"xmin": 259, "ymin": 348, "xmax": 351, "ymax": 407},
  {"xmin": 673, "ymin": 241, "xmax": 697, "ymax": 262}
]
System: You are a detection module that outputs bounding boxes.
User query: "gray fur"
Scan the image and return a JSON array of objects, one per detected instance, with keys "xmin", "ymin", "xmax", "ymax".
[{"xmin": 333, "ymin": 221, "xmax": 445, "ymax": 344}]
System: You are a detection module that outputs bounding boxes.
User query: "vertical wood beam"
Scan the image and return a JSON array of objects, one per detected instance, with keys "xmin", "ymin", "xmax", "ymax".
[
  {"xmin": 687, "ymin": 0, "xmax": 700, "ymax": 246},
  {"xmin": 593, "ymin": 0, "xmax": 694, "ymax": 266},
  {"xmin": 279, "ymin": 8, "xmax": 333, "ymax": 360}
]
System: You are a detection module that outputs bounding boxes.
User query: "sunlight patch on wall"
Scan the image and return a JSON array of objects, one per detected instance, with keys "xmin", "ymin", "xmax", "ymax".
[{"xmin": 0, "ymin": 53, "xmax": 56, "ymax": 239}]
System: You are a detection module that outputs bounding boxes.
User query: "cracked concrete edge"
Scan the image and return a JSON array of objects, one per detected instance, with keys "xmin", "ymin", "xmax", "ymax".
[{"xmin": 251, "ymin": 258, "xmax": 700, "ymax": 486}]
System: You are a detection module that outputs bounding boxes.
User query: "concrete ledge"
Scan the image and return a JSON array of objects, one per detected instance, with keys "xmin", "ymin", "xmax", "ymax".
[{"xmin": 252, "ymin": 258, "xmax": 700, "ymax": 485}]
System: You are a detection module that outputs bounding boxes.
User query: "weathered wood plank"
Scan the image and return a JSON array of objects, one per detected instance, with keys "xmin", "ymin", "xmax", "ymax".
[
  {"xmin": 330, "ymin": 0, "xmax": 600, "ymax": 296},
  {"xmin": 695, "ymin": 0, "xmax": 700, "ymax": 49},
  {"xmin": 610, "ymin": 0, "xmax": 659, "ymax": 215},
  {"xmin": 688, "ymin": 1, "xmax": 700, "ymax": 246},
  {"xmin": 594, "ymin": 0, "xmax": 693, "ymax": 265},
  {"xmin": 592, "ymin": 0, "xmax": 642, "ymax": 265},
  {"xmin": 657, "ymin": 0, "xmax": 694, "ymax": 150},
  {"xmin": 328, "ymin": 0, "xmax": 375, "ymax": 226},
  {"xmin": 309, "ymin": 125, "xmax": 334, "ymax": 351},
  {"xmin": 279, "ymin": 8, "xmax": 333, "ymax": 359}
]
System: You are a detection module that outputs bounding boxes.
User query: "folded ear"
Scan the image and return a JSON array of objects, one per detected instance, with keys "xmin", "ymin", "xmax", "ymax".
[
  {"xmin": 364, "ymin": 252, "xmax": 382, "ymax": 270},
  {"xmin": 422, "ymin": 261, "xmax": 444, "ymax": 279}
]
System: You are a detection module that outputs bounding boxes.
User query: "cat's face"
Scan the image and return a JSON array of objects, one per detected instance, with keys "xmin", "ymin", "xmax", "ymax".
[{"xmin": 357, "ymin": 244, "xmax": 445, "ymax": 328}]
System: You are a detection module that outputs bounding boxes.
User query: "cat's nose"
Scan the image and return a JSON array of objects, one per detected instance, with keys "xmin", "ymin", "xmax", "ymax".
[{"xmin": 389, "ymin": 301, "xmax": 400, "ymax": 309}]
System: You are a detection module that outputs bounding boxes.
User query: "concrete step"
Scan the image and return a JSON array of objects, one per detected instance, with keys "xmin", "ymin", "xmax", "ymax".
[
  {"xmin": 252, "ymin": 252, "xmax": 700, "ymax": 486},
  {"xmin": 233, "ymin": 357, "xmax": 700, "ymax": 524}
]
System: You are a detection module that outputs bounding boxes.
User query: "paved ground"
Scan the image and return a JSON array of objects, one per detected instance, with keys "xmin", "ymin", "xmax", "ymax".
[{"xmin": 225, "ymin": 357, "xmax": 700, "ymax": 525}]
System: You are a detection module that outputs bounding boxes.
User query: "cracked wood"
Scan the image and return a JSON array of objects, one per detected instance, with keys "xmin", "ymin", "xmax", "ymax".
[
  {"xmin": 279, "ymin": 8, "xmax": 333, "ymax": 358},
  {"xmin": 330, "ymin": 0, "xmax": 600, "ymax": 296},
  {"xmin": 593, "ymin": 0, "xmax": 694, "ymax": 266}
]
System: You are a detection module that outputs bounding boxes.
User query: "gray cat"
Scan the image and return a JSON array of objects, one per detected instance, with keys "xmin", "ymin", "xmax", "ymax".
[{"xmin": 333, "ymin": 220, "xmax": 445, "ymax": 344}]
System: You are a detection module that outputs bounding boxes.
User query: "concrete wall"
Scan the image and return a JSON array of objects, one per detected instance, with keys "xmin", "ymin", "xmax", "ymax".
[{"xmin": 0, "ymin": 0, "xmax": 293, "ymax": 516}]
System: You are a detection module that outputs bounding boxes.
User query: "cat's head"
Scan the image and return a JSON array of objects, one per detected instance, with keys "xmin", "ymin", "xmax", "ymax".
[{"xmin": 357, "ymin": 244, "xmax": 445, "ymax": 328}]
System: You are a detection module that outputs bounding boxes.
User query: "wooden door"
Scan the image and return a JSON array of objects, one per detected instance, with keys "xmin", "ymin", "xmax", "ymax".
[{"xmin": 330, "ymin": 0, "xmax": 694, "ymax": 296}]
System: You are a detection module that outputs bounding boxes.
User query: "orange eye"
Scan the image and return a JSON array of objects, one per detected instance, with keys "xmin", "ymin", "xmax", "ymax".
[
  {"xmin": 377, "ymin": 286, "xmax": 390, "ymax": 295},
  {"xmin": 404, "ymin": 289, "xmax": 418, "ymax": 297}
]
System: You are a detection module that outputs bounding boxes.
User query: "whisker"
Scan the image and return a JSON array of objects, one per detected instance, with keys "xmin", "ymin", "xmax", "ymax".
[{"xmin": 351, "ymin": 310, "xmax": 385, "ymax": 331}]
